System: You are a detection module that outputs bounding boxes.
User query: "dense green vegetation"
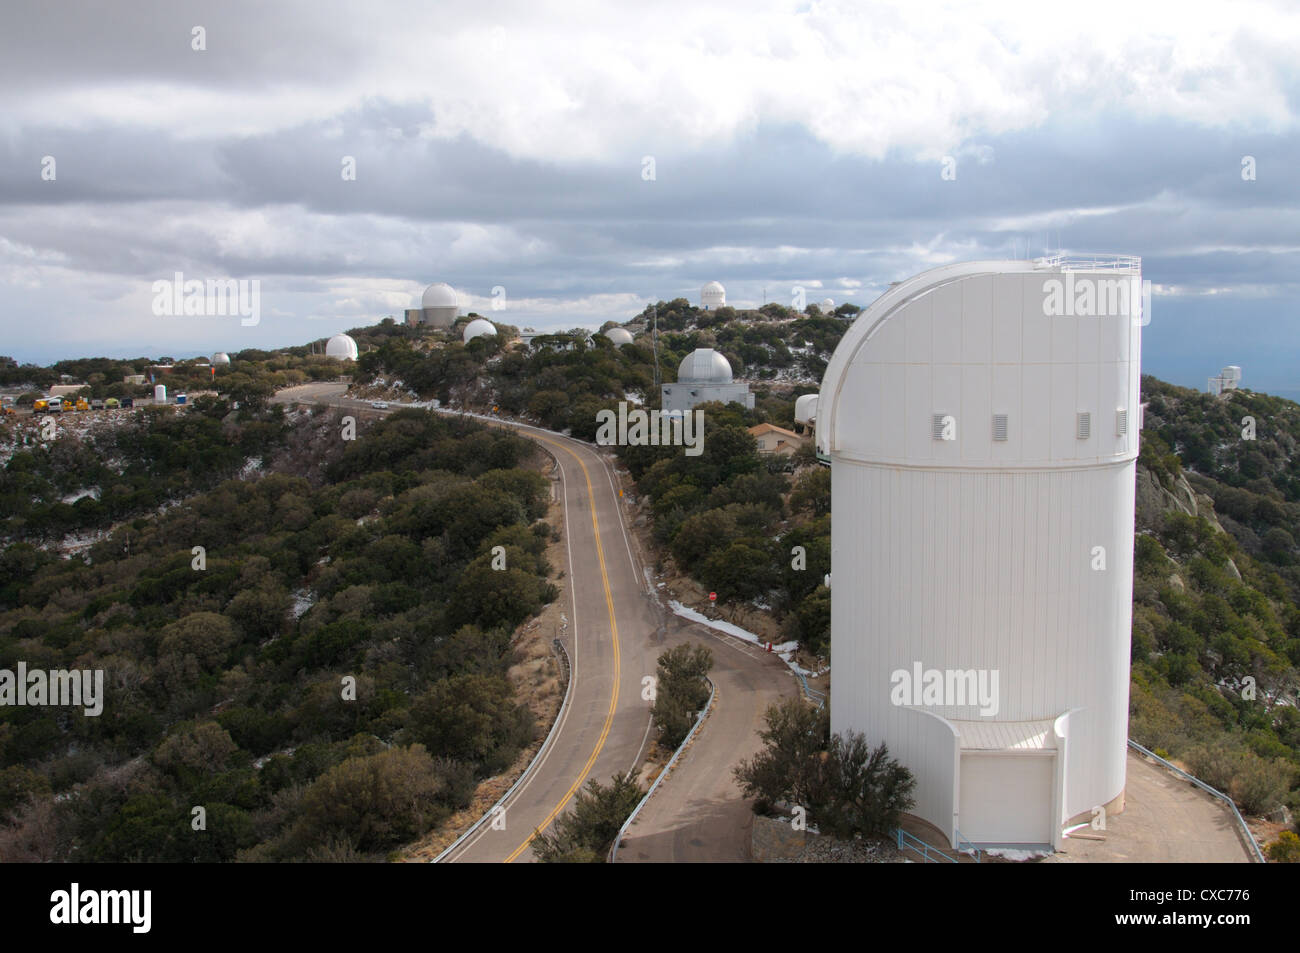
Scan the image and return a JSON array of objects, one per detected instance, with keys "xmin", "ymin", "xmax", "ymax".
[
  {"xmin": 1128, "ymin": 379, "xmax": 1300, "ymax": 830},
  {"xmin": 350, "ymin": 305, "xmax": 840, "ymax": 658},
  {"xmin": 0, "ymin": 409, "xmax": 558, "ymax": 861},
  {"xmin": 650, "ymin": 643, "xmax": 714, "ymax": 749},
  {"xmin": 0, "ymin": 396, "xmax": 286, "ymax": 540},
  {"xmin": 532, "ymin": 774, "xmax": 643, "ymax": 863},
  {"xmin": 735, "ymin": 697, "xmax": 916, "ymax": 839},
  {"xmin": 617, "ymin": 401, "xmax": 831, "ymax": 655}
]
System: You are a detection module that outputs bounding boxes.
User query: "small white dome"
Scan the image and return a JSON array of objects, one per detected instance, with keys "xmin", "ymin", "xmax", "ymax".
[
  {"xmin": 462, "ymin": 318, "xmax": 497, "ymax": 343},
  {"xmin": 603, "ymin": 328, "xmax": 634, "ymax": 347},
  {"xmin": 820, "ymin": 298, "xmax": 835, "ymax": 311},
  {"xmin": 701, "ymin": 281, "xmax": 726, "ymax": 309},
  {"xmin": 678, "ymin": 348, "xmax": 732, "ymax": 383},
  {"xmin": 210, "ymin": 352, "xmax": 231, "ymax": 365},
  {"xmin": 326, "ymin": 333, "xmax": 359, "ymax": 361},
  {"xmin": 795, "ymin": 393, "xmax": 819, "ymax": 426}
]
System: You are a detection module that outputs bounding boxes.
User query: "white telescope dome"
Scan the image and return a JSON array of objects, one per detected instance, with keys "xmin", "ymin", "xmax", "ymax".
[
  {"xmin": 678, "ymin": 347, "xmax": 732, "ymax": 383},
  {"xmin": 462, "ymin": 317, "xmax": 497, "ymax": 342},
  {"xmin": 325, "ymin": 333, "xmax": 359, "ymax": 361}
]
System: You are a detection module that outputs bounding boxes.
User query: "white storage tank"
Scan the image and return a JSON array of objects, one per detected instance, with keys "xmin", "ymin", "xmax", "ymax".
[
  {"xmin": 154, "ymin": 384, "xmax": 167, "ymax": 403},
  {"xmin": 818, "ymin": 256, "xmax": 1142, "ymax": 850}
]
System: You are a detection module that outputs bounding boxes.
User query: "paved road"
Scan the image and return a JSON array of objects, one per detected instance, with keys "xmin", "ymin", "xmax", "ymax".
[
  {"xmin": 615, "ymin": 624, "xmax": 798, "ymax": 863},
  {"xmin": 274, "ymin": 384, "xmax": 666, "ymax": 862}
]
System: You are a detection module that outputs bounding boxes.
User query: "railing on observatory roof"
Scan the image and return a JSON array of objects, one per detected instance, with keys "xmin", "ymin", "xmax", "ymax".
[{"xmin": 1033, "ymin": 253, "xmax": 1141, "ymax": 272}]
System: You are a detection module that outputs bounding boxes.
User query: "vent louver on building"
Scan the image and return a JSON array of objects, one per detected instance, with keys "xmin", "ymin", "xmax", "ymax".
[
  {"xmin": 992, "ymin": 414, "xmax": 1009, "ymax": 441},
  {"xmin": 1077, "ymin": 412, "xmax": 1091, "ymax": 440},
  {"xmin": 1116, "ymin": 409, "xmax": 1128, "ymax": 435}
]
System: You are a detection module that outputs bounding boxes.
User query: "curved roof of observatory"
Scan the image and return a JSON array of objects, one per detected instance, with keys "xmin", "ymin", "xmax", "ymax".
[
  {"xmin": 422, "ymin": 282, "xmax": 459, "ymax": 309},
  {"xmin": 678, "ymin": 347, "xmax": 733, "ymax": 383},
  {"xmin": 817, "ymin": 257, "xmax": 1142, "ymax": 468}
]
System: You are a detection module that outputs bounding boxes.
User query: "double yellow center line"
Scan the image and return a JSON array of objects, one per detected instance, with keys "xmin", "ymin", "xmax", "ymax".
[{"xmin": 503, "ymin": 434, "xmax": 621, "ymax": 863}]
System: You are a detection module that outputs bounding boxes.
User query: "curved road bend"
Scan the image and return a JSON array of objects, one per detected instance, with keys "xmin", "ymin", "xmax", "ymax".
[
  {"xmin": 615, "ymin": 620, "xmax": 797, "ymax": 863},
  {"xmin": 273, "ymin": 384, "xmax": 663, "ymax": 862}
]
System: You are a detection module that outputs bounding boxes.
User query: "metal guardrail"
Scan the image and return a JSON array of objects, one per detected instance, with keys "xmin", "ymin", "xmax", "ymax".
[
  {"xmin": 430, "ymin": 637, "xmax": 573, "ymax": 863},
  {"xmin": 1127, "ymin": 738, "xmax": 1266, "ymax": 864},
  {"xmin": 794, "ymin": 670, "xmax": 826, "ymax": 708},
  {"xmin": 896, "ymin": 827, "xmax": 957, "ymax": 863},
  {"xmin": 954, "ymin": 829, "xmax": 982, "ymax": 863},
  {"xmin": 608, "ymin": 675, "xmax": 717, "ymax": 863},
  {"xmin": 1034, "ymin": 253, "xmax": 1141, "ymax": 272}
]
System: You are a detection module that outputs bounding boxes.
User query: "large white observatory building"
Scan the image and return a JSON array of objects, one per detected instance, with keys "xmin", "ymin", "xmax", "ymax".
[
  {"xmin": 661, "ymin": 348, "xmax": 753, "ymax": 414},
  {"xmin": 603, "ymin": 327, "xmax": 635, "ymax": 347},
  {"xmin": 817, "ymin": 256, "xmax": 1142, "ymax": 850},
  {"xmin": 1208, "ymin": 365, "xmax": 1242, "ymax": 395}
]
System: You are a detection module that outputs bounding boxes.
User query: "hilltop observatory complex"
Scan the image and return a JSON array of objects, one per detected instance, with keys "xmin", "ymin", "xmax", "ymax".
[{"xmin": 817, "ymin": 256, "xmax": 1143, "ymax": 850}]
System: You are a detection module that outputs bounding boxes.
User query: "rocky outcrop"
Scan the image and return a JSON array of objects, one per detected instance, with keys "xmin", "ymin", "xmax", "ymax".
[{"xmin": 1135, "ymin": 466, "xmax": 1224, "ymax": 535}]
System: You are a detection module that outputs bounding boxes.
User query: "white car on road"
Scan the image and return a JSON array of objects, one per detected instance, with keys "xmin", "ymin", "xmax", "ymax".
[{"xmin": 371, "ymin": 401, "xmax": 389, "ymax": 409}]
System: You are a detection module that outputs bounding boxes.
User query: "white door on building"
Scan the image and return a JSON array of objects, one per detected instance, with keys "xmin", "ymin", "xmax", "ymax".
[{"xmin": 958, "ymin": 752, "xmax": 1055, "ymax": 845}]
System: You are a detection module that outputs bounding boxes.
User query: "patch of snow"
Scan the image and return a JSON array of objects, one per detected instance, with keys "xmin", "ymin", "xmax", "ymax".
[
  {"xmin": 253, "ymin": 746, "xmax": 297, "ymax": 769},
  {"xmin": 240, "ymin": 456, "xmax": 264, "ymax": 479},
  {"xmin": 290, "ymin": 589, "xmax": 316, "ymax": 620},
  {"xmin": 667, "ymin": 599, "xmax": 822, "ymax": 677},
  {"xmin": 984, "ymin": 847, "xmax": 1052, "ymax": 861},
  {"xmin": 61, "ymin": 487, "xmax": 101, "ymax": 504}
]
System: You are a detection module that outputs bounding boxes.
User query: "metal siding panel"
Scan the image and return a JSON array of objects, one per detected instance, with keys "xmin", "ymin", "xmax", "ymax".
[
  {"xmin": 1022, "ymin": 275, "xmax": 1052, "ymax": 364},
  {"xmin": 1077, "ymin": 306, "xmax": 1102, "ymax": 365},
  {"xmin": 963, "ymin": 275, "xmax": 993, "ymax": 365},
  {"xmin": 1022, "ymin": 363, "xmax": 1052, "ymax": 461},
  {"xmin": 879, "ymin": 362, "xmax": 906, "ymax": 458},
  {"xmin": 1051, "ymin": 300, "xmax": 1075, "ymax": 364},
  {"xmin": 1051, "ymin": 366, "xmax": 1076, "ymax": 461},
  {"xmin": 992, "ymin": 275, "xmax": 1022, "ymax": 364},
  {"xmin": 961, "ymin": 364, "xmax": 990, "ymax": 462},
  {"xmin": 932, "ymin": 282, "xmax": 963, "ymax": 364},
  {"xmin": 906, "ymin": 293, "xmax": 934, "ymax": 365},
  {"xmin": 906, "ymin": 363, "xmax": 933, "ymax": 461}
]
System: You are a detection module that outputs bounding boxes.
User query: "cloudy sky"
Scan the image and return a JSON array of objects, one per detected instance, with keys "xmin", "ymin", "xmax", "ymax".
[{"xmin": 2, "ymin": 0, "xmax": 1299, "ymax": 395}]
